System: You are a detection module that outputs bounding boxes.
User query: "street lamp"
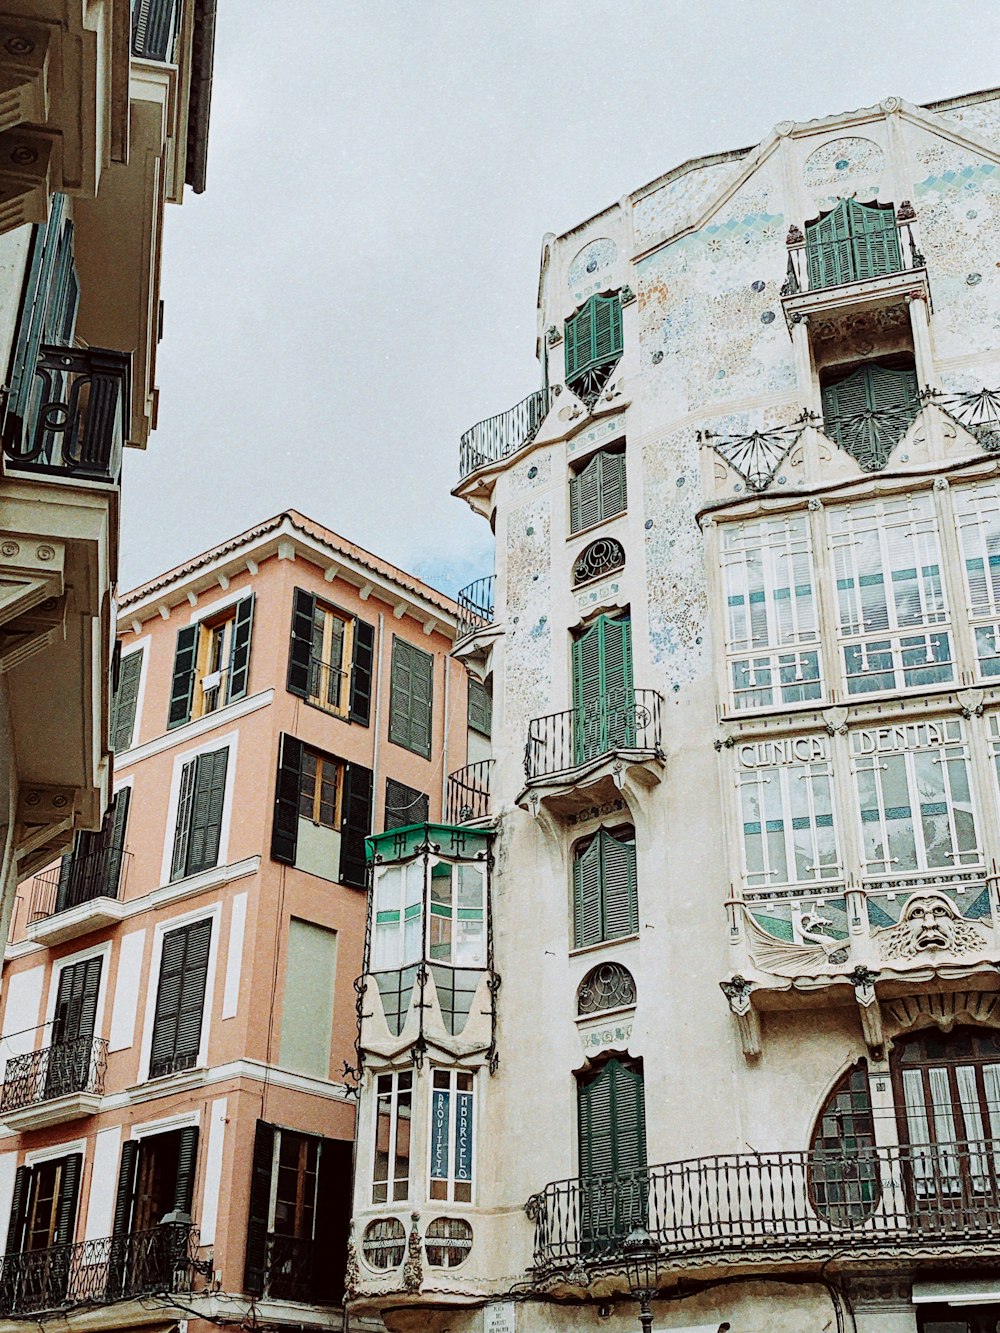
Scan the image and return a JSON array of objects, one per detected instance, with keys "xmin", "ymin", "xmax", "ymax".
[{"xmin": 622, "ymin": 1224, "xmax": 659, "ymax": 1332}]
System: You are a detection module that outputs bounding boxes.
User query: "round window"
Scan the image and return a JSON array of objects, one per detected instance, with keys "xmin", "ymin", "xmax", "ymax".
[
  {"xmin": 362, "ymin": 1217, "xmax": 406, "ymax": 1270},
  {"xmin": 424, "ymin": 1216, "xmax": 473, "ymax": 1268}
]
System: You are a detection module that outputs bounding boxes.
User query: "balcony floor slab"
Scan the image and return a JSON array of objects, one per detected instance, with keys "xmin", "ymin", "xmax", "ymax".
[
  {"xmin": 26, "ymin": 895, "xmax": 125, "ymax": 945},
  {"xmin": 0, "ymin": 1089, "xmax": 101, "ymax": 1131}
]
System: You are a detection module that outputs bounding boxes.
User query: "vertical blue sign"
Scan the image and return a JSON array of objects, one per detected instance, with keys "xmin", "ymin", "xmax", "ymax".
[
  {"xmin": 430, "ymin": 1088, "xmax": 450, "ymax": 1179},
  {"xmin": 455, "ymin": 1091, "xmax": 473, "ymax": 1182}
]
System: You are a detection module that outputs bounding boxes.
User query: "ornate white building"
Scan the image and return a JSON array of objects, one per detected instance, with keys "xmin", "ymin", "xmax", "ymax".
[{"xmin": 350, "ymin": 87, "xmax": 1000, "ymax": 1333}]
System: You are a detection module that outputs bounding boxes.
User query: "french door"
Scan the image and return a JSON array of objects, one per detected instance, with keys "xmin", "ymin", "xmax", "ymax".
[{"xmin": 572, "ymin": 614, "xmax": 634, "ymax": 765}]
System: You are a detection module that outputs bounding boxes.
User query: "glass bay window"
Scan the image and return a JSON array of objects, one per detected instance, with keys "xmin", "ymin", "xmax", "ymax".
[
  {"xmin": 956, "ymin": 480, "xmax": 1000, "ymax": 679},
  {"xmin": 736, "ymin": 742, "xmax": 841, "ymax": 889}
]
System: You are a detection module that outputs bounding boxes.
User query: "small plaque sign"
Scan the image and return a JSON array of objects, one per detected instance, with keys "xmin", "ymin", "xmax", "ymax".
[{"xmin": 484, "ymin": 1301, "xmax": 516, "ymax": 1333}]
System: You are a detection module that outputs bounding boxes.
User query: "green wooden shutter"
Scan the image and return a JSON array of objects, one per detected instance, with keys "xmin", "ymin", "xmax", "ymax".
[
  {"xmin": 226, "ymin": 595, "xmax": 255, "ymax": 704},
  {"xmin": 53, "ymin": 1154, "xmax": 82, "ymax": 1246},
  {"xmin": 51, "ymin": 956, "xmax": 102, "ymax": 1046},
  {"xmin": 570, "ymin": 453, "xmax": 603, "ymax": 533},
  {"xmin": 150, "ymin": 918, "xmax": 212, "ymax": 1077},
  {"xmin": 384, "ymin": 778, "xmax": 428, "ymax": 831},
  {"xmin": 573, "ymin": 619, "xmax": 605, "ymax": 763},
  {"xmin": 598, "ymin": 450, "xmax": 627, "ymax": 522},
  {"xmin": 592, "ymin": 294, "xmax": 623, "ymax": 365},
  {"xmin": 7, "ymin": 196, "xmax": 71, "ymax": 429},
  {"xmin": 851, "ymin": 201, "xmax": 901, "ymax": 280},
  {"xmin": 349, "ymin": 618, "xmax": 376, "ymax": 725},
  {"xmin": 602, "ymin": 615, "xmax": 634, "ymax": 750},
  {"xmin": 564, "ymin": 301, "xmax": 592, "ymax": 382},
  {"xmin": 601, "ymin": 829, "xmax": 638, "ymax": 940},
  {"xmin": 805, "ymin": 200, "xmax": 854, "ymax": 288},
  {"xmin": 573, "ymin": 615, "xmax": 633, "ymax": 762},
  {"xmin": 271, "ymin": 733, "xmax": 303, "ymax": 865},
  {"xmin": 467, "ymin": 679, "xmax": 492, "ymax": 737},
  {"xmin": 573, "ymin": 835, "xmax": 603, "ymax": 948},
  {"xmin": 6, "ymin": 1165, "xmax": 29, "ymax": 1253},
  {"xmin": 111, "ymin": 1141, "xmax": 139, "ymax": 1238},
  {"xmin": 105, "ymin": 786, "xmax": 130, "ymax": 898},
  {"xmin": 389, "ymin": 640, "xmax": 433, "ymax": 758},
  {"xmin": 111, "ymin": 649, "xmax": 143, "ymax": 752},
  {"xmin": 170, "ymin": 758, "xmax": 197, "ymax": 882},
  {"xmin": 244, "ymin": 1120, "xmax": 276, "ymax": 1294},
  {"xmin": 821, "ymin": 367, "xmax": 871, "ymax": 450},
  {"xmin": 822, "ymin": 363, "xmax": 919, "ymax": 471},
  {"xmin": 340, "ymin": 763, "xmax": 374, "ymax": 887},
  {"xmin": 185, "ymin": 747, "xmax": 229, "ymax": 876},
  {"xmin": 173, "ymin": 1126, "xmax": 200, "ymax": 1215},
  {"xmin": 578, "ymin": 1058, "xmax": 647, "ymax": 1185},
  {"xmin": 167, "ymin": 625, "xmax": 199, "ymax": 729},
  {"xmin": 287, "ymin": 589, "xmax": 316, "ymax": 699}
]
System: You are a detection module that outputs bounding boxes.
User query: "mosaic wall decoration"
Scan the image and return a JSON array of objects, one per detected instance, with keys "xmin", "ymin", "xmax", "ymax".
[
  {"xmin": 747, "ymin": 896, "xmax": 850, "ymax": 944},
  {"xmin": 567, "ymin": 238, "xmax": 617, "ymax": 304},
  {"xmin": 504, "ymin": 496, "xmax": 553, "ymax": 729},
  {"xmin": 509, "ymin": 450, "xmax": 551, "ymax": 494},
  {"xmin": 939, "ymin": 100, "xmax": 1000, "ymax": 142},
  {"xmin": 633, "ymin": 157, "xmax": 746, "ymax": 245},
  {"xmin": 802, "ymin": 136, "xmax": 884, "ymax": 210},
  {"xmin": 866, "ymin": 876, "xmax": 992, "ymax": 930},
  {"xmin": 567, "ymin": 413, "xmax": 626, "ymax": 457}
]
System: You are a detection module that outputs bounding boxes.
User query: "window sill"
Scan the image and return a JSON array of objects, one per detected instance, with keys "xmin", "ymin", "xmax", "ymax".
[
  {"xmin": 300, "ymin": 694, "xmax": 360, "ymax": 726},
  {"xmin": 568, "ymin": 933, "xmax": 639, "ymax": 960},
  {"xmin": 127, "ymin": 1066, "xmax": 206, "ymax": 1104},
  {"xmin": 566, "ymin": 510, "xmax": 628, "ymax": 544},
  {"xmin": 115, "ymin": 689, "xmax": 274, "ymax": 768},
  {"xmin": 575, "ymin": 1001, "xmax": 636, "ymax": 1028}
]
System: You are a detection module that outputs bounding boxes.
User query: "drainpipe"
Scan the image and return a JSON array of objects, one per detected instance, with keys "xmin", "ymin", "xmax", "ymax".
[
  {"xmin": 441, "ymin": 654, "xmax": 450, "ymax": 819},
  {"xmin": 371, "ymin": 612, "xmax": 385, "ymax": 820}
]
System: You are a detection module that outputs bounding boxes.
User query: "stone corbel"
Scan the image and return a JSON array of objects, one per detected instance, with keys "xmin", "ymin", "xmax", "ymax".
[
  {"xmin": 0, "ymin": 126, "xmax": 53, "ymax": 236},
  {"xmin": 0, "ymin": 537, "xmax": 64, "ymax": 631},
  {"xmin": 850, "ymin": 965, "xmax": 884, "ymax": 1059},
  {"xmin": 958, "ymin": 687, "xmax": 985, "ymax": 720},
  {"xmin": 720, "ymin": 975, "xmax": 761, "ymax": 1058},
  {"xmin": 0, "ymin": 594, "xmax": 65, "ymax": 672},
  {"xmin": 14, "ymin": 783, "xmax": 77, "ymax": 875},
  {"xmin": 0, "ymin": 23, "xmax": 51, "ymax": 135}
]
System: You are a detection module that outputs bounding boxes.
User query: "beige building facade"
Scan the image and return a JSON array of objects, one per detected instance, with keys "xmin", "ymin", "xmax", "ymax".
[{"xmin": 350, "ymin": 88, "xmax": 1000, "ymax": 1333}]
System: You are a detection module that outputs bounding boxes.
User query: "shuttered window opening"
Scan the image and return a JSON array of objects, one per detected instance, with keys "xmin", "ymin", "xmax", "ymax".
[
  {"xmin": 111, "ymin": 1127, "xmax": 199, "ymax": 1241},
  {"xmin": 572, "ymin": 613, "xmax": 634, "ymax": 764},
  {"xmin": 821, "ymin": 361, "xmax": 921, "ymax": 473},
  {"xmin": 577, "ymin": 1057, "xmax": 647, "ymax": 1247},
  {"xmin": 269, "ymin": 734, "xmax": 373, "ymax": 887},
  {"xmin": 570, "ymin": 448, "xmax": 627, "ymax": 534},
  {"xmin": 466, "ymin": 679, "xmax": 492, "ymax": 738},
  {"xmin": 148, "ymin": 919, "xmax": 212, "ymax": 1079},
  {"xmin": 286, "ymin": 588, "xmax": 375, "ymax": 725},
  {"xmin": 805, "ymin": 198, "xmax": 902, "ymax": 290},
  {"xmin": 565, "ymin": 293, "xmax": 623, "ymax": 405},
  {"xmin": 384, "ymin": 778, "xmax": 429, "ymax": 831},
  {"xmin": 166, "ymin": 595, "xmax": 256, "ymax": 730},
  {"xmin": 7, "ymin": 1153, "xmax": 82, "ymax": 1259},
  {"xmin": 573, "ymin": 826, "xmax": 638, "ymax": 949},
  {"xmin": 389, "ymin": 638, "xmax": 434, "ymax": 758},
  {"xmin": 111, "ymin": 649, "xmax": 143, "ymax": 752},
  {"xmin": 57, "ymin": 786, "xmax": 131, "ymax": 912},
  {"xmin": 170, "ymin": 747, "xmax": 229, "ymax": 882}
]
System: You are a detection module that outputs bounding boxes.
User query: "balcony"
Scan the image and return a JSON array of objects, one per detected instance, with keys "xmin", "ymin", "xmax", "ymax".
[
  {"xmin": 446, "ymin": 761, "xmax": 493, "ymax": 824},
  {"xmin": 261, "ymin": 1234, "xmax": 333, "ymax": 1305},
  {"xmin": 459, "ymin": 387, "xmax": 550, "ymax": 480},
  {"xmin": 0, "ymin": 1222, "xmax": 198, "ymax": 1317},
  {"xmin": 456, "ymin": 575, "xmax": 495, "ymax": 642},
  {"xmin": 2, "ymin": 346, "xmax": 131, "ymax": 485},
  {"xmin": 527, "ymin": 1142, "xmax": 1000, "ymax": 1281},
  {"xmin": 522, "ymin": 691, "xmax": 663, "ymax": 817},
  {"xmin": 0, "ymin": 1036, "xmax": 107, "ymax": 1129},
  {"xmin": 26, "ymin": 848, "xmax": 131, "ymax": 945}
]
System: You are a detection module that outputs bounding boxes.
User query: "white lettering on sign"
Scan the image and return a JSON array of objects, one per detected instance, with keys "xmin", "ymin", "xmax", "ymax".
[
  {"xmin": 737, "ymin": 735, "xmax": 829, "ymax": 769},
  {"xmin": 853, "ymin": 720, "xmax": 954, "ymax": 756},
  {"xmin": 484, "ymin": 1301, "xmax": 516, "ymax": 1333}
]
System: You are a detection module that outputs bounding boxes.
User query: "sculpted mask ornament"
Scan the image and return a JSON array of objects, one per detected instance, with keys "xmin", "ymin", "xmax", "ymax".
[{"xmin": 879, "ymin": 891, "xmax": 987, "ymax": 961}]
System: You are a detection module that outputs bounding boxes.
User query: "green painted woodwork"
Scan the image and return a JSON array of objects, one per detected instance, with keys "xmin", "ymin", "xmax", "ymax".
[
  {"xmin": 388, "ymin": 638, "xmax": 434, "ymax": 758},
  {"xmin": 577, "ymin": 1058, "xmax": 647, "ymax": 1243},
  {"xmin": 573, "ymin": 828, "xmax": 638, "ymax": 948},
  {"xmin": 805, "ymin": 199, "xmax": 902, "ymax": 289},
  {"xmin": 821, "ymin": 362, "xmax": 920, "ymax": 471},
  {"xmin": 565, "ymin": 294, "xmax": 623, "ymax": 403},
  {"xmin": 572, "ymin": 614, "xmax": 634, "ymax": 765},
  {"xmin": 569, "ymin": 449, "xmax": 626, "ymax": 533},
  {"xmin": 365, "ymin": 823, "xmax": 491, "ymax": 865},
  {"xmin": 111, "ymin": 649, "xmax": 143, "ymax": 752}
]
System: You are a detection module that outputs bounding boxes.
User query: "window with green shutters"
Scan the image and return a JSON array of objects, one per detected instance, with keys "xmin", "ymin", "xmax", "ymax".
[
  {"xmin": 565, "ymin": 293, "xmax": 623, "ymax": 404},
  {"xmin": 57, "ymin": 786, "xmax": 131, "ymax": 910},
  {"xmin": 805, "ymin": 198, "xmax": 902, "ymax": 289},
  {"xmin": 572, "ymin": 826, "xmax": 638, "ymax": 948},
  {"xmin": 577, "ymin": 1057, "xmax": 647, "ymax": 1248},
  {"xmin": 467, "ymin": 679, "xmax": 492, "ymax": 738},
  {"xmin": 167, "ymin": 595, "xmax": 255, "ymax": 729},
  {"xmin": 170, "ymin": 746, "xmax": 229, "ymax": 881},
  {"xmin": 384, "ymin": 778, "xmax": 429, "ymax": 831},
  {"xmin": 570, "ymin": 447, "xmax": 627, "ymax": 533},
  {"xmin": 111, "ymin": 648, "xmax": 143, "ymax": 752},
  {"xmin": 149, "ymin": 918, "xmax": 213, "ymax": 1078},
  {"xmin": 572, "ymin": 613, "xmax": 633, "ymax": 764},
  {"xmin": 821, "ymin": 361, "xmax": 920, "ymax": 472},
  {"xmin": 389, "ymin": 638, "xmax": 434, "ymax": 758}
]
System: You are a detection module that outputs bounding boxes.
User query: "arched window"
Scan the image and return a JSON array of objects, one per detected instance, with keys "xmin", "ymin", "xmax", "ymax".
[
  {"xmin": 564, "ymin": 293, "xmax": 623, "ymax": 406},
  {"xmin": 805, "ymin": 198, "xmax": 902, "ymax": 289},
  {"xmin": 574, "ymin": 537, "xmax": 625, "ymax": 587},
  {"xmin": 572, "ymin": 826, "xmax": 638, "ymax": 949},
  {"xmin": 808, "ymin": 1059, "xmax": 880, "ymax": 1224},
  {"xmin": 577, "ymin": 961, "xmax": 636, "ymax": 1016}
]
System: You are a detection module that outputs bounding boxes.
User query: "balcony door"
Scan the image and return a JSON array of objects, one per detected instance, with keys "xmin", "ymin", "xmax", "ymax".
[
  {"xmin": 45, "ymin": 957, "xmax": 101, "ymax": 1100},
  {"xmin": 56, "ymin": 789, "xmax": 130, "ymax": 913},
  {"xmin": 577, "ymin": 1056, "xmax": 646, "ymax": 1254},
  {"xmin": 892, "ymin": 1027, "xmax": 1000, "ymax": 1231},
  {"xmin": 572, "ymin": 614, "xmax": 633, "ymax": 765},
  {"xmin": 2, "ymin": 1155, "xmax": 81, "ymax": 1312}
]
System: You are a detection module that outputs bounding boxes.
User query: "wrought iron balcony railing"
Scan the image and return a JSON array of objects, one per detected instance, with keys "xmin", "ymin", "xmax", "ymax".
[
  {"xmin": 2, "ymin": 346, "xmax": 130, "ymax": 485},
  {"xmin": 263, "ymin": 1233, "xmax": 329, "ymax": 1304},
  {"xmin": 306, "ymin": 655, "xmax": 349, "ymax": 715},
  {"xmin": 131, "ymin": 0, "xmax": 181, "ymax": 60},
  {"xmin": 0, "ymin": 1222, "xmax": 198, "ymax": 1316},
  {"xmin": 456, "ymin": 575, "xmax": 495, "ymax": 641},
  {"xmin": 459, "ymin": 387, "xmax": 551, "ymax": 479},
  {"xmin": 0, "ymin": 1036, "xmax": 108, "ymax": 1114},
  {"xmin": 446, "ymin": 760, "xmax": 493, "ymax": 823},
  {"xmin": 28, "ymin": 849, "xmax": 131, "ymax": 926},
  {"xmin": 527, "ymin": 1141, "xmax": 1000, "ymax": 1271},
  {"xmin": 524, "ymin": 690, "xmax": 662, "ymax": 781},
  {"xmin": 931, "ymin": 385, "xmax": 1000, "ymax": 453}
]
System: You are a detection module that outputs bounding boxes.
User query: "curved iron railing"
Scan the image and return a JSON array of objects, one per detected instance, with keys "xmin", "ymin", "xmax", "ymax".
[
  {"xmin": 0, "ymin": 1036, "xmax": 108, "ymax": 1113},
  {"xmin": 459, "ymin": 388, "xmax": 551, "ymax": 479},
  {"xmin": 29, "ymin": 849, "xmax": 132, "ymax": 925},
  {"xmin": 527, "ymin": 1141, "xmax": 1000, "ymax": 1270},
  {"xmin": 0, "ymin": 1222, "xmax": 198, "ymax": 1315},
  {"xmin": 456, "ymin": 575, "xmax": 495, "ymax": 641},
  {"xmin": 446, "ymin": 760, "xmax": 493, "ymax": 824},
  {"xmin": 524, "ymin": 690, "xmax": 662, "ymax": 781}
]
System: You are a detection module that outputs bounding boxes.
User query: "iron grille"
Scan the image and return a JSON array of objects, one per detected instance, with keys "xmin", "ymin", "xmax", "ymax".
[
  {"xmin": 456, "ymin": 576, "xmax": 495, "ymax": 641},
  {"xmin": 446, "ymin": 761, "xmax": 492, "ymax": 823},
  {"xmin": 524, "ymin": 690, "xmax": 662, "ymax": 780},
  {"xmin": 459, "ymin": 389, "xmax": 550, "ymax": 478},
  {"xmin": 0, "ymin": 1037, "xmax": 107, "ymax": 1114},
  {"xmin": 28, "ymin": 850, "xmax": 131, "ymax": 925}
]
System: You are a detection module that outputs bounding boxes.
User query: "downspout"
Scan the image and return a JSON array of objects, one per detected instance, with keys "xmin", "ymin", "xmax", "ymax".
[{"xmin": 440, "ymin": 654, "xmax": 450, "ymax": 819}]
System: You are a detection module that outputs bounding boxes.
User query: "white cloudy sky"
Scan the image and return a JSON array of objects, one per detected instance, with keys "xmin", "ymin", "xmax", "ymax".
[{"xmin": 119, "ymin": 0, "xmax": 1000, "ymax": 595}]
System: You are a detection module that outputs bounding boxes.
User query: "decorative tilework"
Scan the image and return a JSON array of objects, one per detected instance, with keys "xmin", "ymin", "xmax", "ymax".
[
  {"xmin": 510, "ymin": 450, "xmax": 551, "ymax": 494},
  {"xmin": 938, "ymin": 100, "xmax": 1000, "ymax": 141},
  {"xmin": 802, "ymin": 136, "xmax": 884, "ymax": 209},
  {"xmin": 633, "ymin": 158, "xmax": 745, "ymax": 244},
  {"xmin": 567, "ymin": 238, "xmax": 617, "ymax": 304},
  {"xmin": 505, "ymin": 498, "xmax": 552, "ymax": 726},
  {"xmin": 567, "ymin": 413, "xmax": 626, "ymax": 457}
]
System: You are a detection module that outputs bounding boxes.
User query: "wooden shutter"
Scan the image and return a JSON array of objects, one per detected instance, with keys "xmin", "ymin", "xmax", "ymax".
[
  {"xmin": 287, "ymin": 589, "xmax": 316, "ymax": 699},
  {"xmin": 170, "ymin": 758, "xmax": 197, "ymax": 881},
  {"xmin": 591, "ymin": 294, "xmax": 622, "ymax": 365},
  {"xmin": 173, "ymin": 1126, "xmax": 200, "ymax": 1214},
  {"xmin": 243, "ymin": 1120, "xmax": 275, "ymax": 1294},
  {"xmin": 52, "ymin": 956, "xmax": 102, "ymax": 1045},
  {"xmin": 340, "ymin": 763, "xmax": 373, "ymax": 887},
  {"xmin": 868, "ymin": 362, "xmax": 920, "ymax": 421},
  {"xmin": 7, "ymin": 196, "xmax": 71, "ymax": 428},
  {"xmin": 6, "ymin": 1165, "xmax": 29, "ymax": 1253},
  {"xmin": 564, "ymin": 300, "xmax": 592, "ymax": 382},
  {"xmin": 105, "ymin": 786, "xmax": 131, "ymax": 898},
  {"xmin": 150, "ymin": 918, "xmax": 212, "ymax": 1076},
  {"xmin": 573, "ymin": 618, "xmax": 605, "ymax": 734},
  {"xmin": 602, "ymin": 615, "xmax": 634, "ymax": 748},
  {"xmin": 185, "ymin": 747, "xmax": 229, "ymax": 876},
  {"xmin": 111, "ymin": 1141, "xmax": 139, "ymax": 1238},
  {"xmin": 167, "ymin": 625, "xmax": 199, "ymax": 729},
  {"xmin": 384, "ymin": 778, "xmax": 428, "ymax": 831},
  {"xmin": 805, "ymin": 200, "xmax": 854, "ymax": 288},
  {"xmin": 111, "ymin": 649, "xmax": 143, "ymax": 752},
  {"xmin": 55, "ymin": 851, "xmax": 74, "ymax": 913},
  {"xmin": 821, "ymin": 366, "xmax": 872, "ymax": 450},
  {"xmin": 571, "ymin": 453, "xmax": 603, "ymax": 533},
  {"xmin": 467, "ymin": 679, "xmax": 492, "ymax": 737},
  {"xmin": 578, "ymin": 1058, "xmax": 646, "ymax": 1182},
  {"xmin": 226, "ymin": 595, "xmax": 255, "ymax": 704},
  {"xmin": 598, "ymin": 450, "xmax": 627, "ymax": 522},
  {"xmin": 53, "ymin": 1154, "xmax": 81, "ymax": 1246},
  {"xmin": 852, "ymin": 201, "xmax": 901, "ymax": 280},
  {"xmin": 573, "ymin": 835, "xmax": 603, "ymax": 948},
  {"xmin": 602, "ymin": 829, "xmax": 638, "ymax": 940},
  {"xmin": 271, "ymin": 733, "xmax": 303, "ymax": 865},
  {"xmin": 389, "ymin": 640, "xmax": 434, "ymax": 758},
  {"xmin": 349, "ymin": 618, "xmax": 376, "ymax": 724}
]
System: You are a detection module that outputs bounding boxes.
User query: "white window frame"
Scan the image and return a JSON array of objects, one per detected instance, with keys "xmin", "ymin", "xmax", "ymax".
[
  {"xmin": 736, "ymin": 753, "xmax": 841, "ymax": 891},
  {"xmin": 954, "ymin": 479, "xmax": 1000, "ymax": 681},
  {"xmin": 371, "ymin": 1069, "xmax": 412, "ymax": 1205},
  {"xmin": 428, "ymin": 862, "xmax": 487, "ymax": 967},
  {"xmin": 427, "ymin": 1067, "xmax": 476, "ymax": 1206},
  {"xmin": 130, "ymin": 1108, "xmax": 201, "ymax": 1140},
  {"xmin": 371, "ymin": 862, "xmax": 424, "ymax": 971},
  {"xmin": 137, "ymin": 903, "xmax": 221, "ymax": 1084},
  {"xmin": 24, "ymin": 1137, "xmax": 87, "ymax": 1168},
  {"xmin": 42, "ymin": 940, "xmax": 112, "ymax": 1047},
  {"xmin": 159, "ymin": 731, "xmax": 239, "ymax": 887}
]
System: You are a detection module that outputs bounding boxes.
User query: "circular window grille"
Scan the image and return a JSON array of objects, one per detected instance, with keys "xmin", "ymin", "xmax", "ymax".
[
  {"xmin": 577, "ymin": 961, "xmax": 636, "ymax": 1016},
  {"xmin": 573, "ymin": 537, "xmax": 625, "ymax": 587},
  {"xmin": 362, "ymin": 1217, "xmax": 406, "ymax": 1270},
  {"xmin": 424, "ymin": 1216, "xmax": 473, "ymax": 1268}
]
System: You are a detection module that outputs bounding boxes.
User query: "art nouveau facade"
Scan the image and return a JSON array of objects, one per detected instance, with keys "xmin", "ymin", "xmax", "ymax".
[
  {"xmin": 0, "ymin": 0, "xmax": 213, "ymax": 946},
  {"xmin": 350, "ymin": 87, "xmax": 1000, "ymax": 1332},
  {"xmin": 0, "ymin": 511, "xmax": 473, "ymax": 1332}
]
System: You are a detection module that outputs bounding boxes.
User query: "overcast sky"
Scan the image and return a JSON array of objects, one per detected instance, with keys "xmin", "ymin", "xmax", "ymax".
[{"xmin": 118, "ymin": 0, "xmax": 1000, "ymax": 596}]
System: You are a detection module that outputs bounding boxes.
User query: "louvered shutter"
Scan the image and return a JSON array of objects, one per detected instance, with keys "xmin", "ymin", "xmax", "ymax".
[
  {"xmin": 852, "ymin": 201, "xmax": 901, "ymax": 280},
  {"xmin": 111, "ymin": 1141, "xmax": 139, "ymax": 1238},
  {"xmin": 170, "ymin": 759, "xmax": 197, "ymax": 882},
  {"xmin": 173, "ymin": 1126, "xmax": 200, "ymax": 1215},
  {"xmin": 340, "ymin": 763, "xmax": 373, "ymax": 887},
  {"xmin": 7, "ymin": 196, "xmax": 71, "ymax": 433},
  {"xmin": 573, "ymin": 836, "xmax": 603, "ymax": 948},
  {"xmin": 573, "ymin": 619, "xmax": 605, "ymax": 763},
  {"xmin": 806, "ymin": 200, "xmax": 854, "ymax": 288},
  {"xmin": 349, "ymin": 618, "xmax": 375, "ymax": 725},
  {"xmin": 271, "ymin": 734, "xmax": 303, "ymax": 865},
  {"xmin": 467, "ymin": 679, "xmax": 492, "ymax": 737},
  {"xmin": 591, "ymin": 295, "xmax": 622, "ymax": 365},
  {"xmin": 565, "ymin": 301, "xmax": 592, "ymax": 382},
  {"xmin": 111, "ymin": 650, "xmax": 143, "ymax": 752},
  {"xmin": 602, "ymin": 616, "xmax": 634, "ymax": 749},
  {"xmin": 611, "ymin": 1059, "xmax": 647, "ymax": 1232},
  {"xmin": 6, "ymin": 1165, "xmax": 29, "ymax": 1253},
  {"xmin": 55, "ymin": 852, "xmax": 74, "ymax": 913},
  {"xmin": 167, "ymin": 625, "xmax": 199, "ymax": 729},
  {"xmin": 598, "ymin": 450, "xmax": 627, "ymax": 522},
  {"xmin": 52, "ymin": 956, "xmax": 102, "ymax": 1046},
  {"xmin": 185, "ymin": 747, "xmax": 228, "ymax": 876},
  {"xmin": 868, "ymin": 362, "xmax": 920, "ymax": 422},
  {"xmin": 821, "ymin": 367, "xmax": 872, "ymax": 450},
  {"xmin": 226, "ymin": 595, "xmax": 255, "ymax": 704},
  {"xmin": 53, "ymin": 1154, "xmax": 81, "ymax": 1246},
  {"xmin": 150, "ymin": 927, "xmax": 186, "ymax": 1076},
  {"xmin": 384, "ymin": 779, "xmax": 428, "ymax": 832},
  {"xmin": 105, "ymin": 787, "xmax": 130, "ymax": 898},
  {"xmin": 175, "ymin": 921, "xmax": 212, "ymax": 1071},
  {"xmin": 287, "ymin": 589, "xmax": 316, "ymax": 699},
  {"xmin": 150, "ymin": 919, "xmax": 212, "ymax": 1077},
  {"xmin": 132, "ymin": 0, "xmax": 177, "ymax": 59},
  {"xmin": 389, "ymin": 640, "xmax": 433, "ymax": 757},
  {"xmin": 601, "ymin": 830, "xmax": 638, "ymax": 940},
  {"xmin": 571, "ymin": 453, "xmax": 603, "ymax": 533},
  {"xmin": 243, "ymin": 1121, "xmax": 275, "ymax": 1294}
]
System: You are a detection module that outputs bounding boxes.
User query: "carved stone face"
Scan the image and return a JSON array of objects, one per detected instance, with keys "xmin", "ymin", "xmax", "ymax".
[{"xmin": 902, "ymin": 894, "xmax": 961, "ymax": 951}]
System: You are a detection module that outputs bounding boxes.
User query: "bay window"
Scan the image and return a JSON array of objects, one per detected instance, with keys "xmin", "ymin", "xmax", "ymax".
[
  {"xmin": 429, "ymin": 1069, "xmax": 475, "ymax": 1203},
  {"xmin": 373, "ymin": 1071, "xmax": 411, "ymax": 1204},
  {"xmin": 737, "ymin": 747, "xmax": 840, "ymax": 889},
  {"xmin": 956, "ymin": 480, "xmax": 1000, "ymax": 679}
]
